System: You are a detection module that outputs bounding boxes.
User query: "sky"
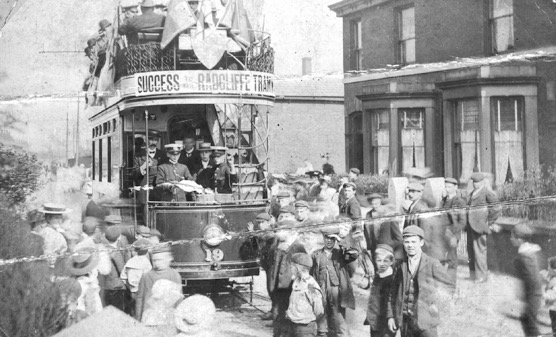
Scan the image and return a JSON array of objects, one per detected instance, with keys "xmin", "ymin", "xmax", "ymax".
[{"xmin": 0, "ymin": 0, "xmax": 343, "ymax": 161}]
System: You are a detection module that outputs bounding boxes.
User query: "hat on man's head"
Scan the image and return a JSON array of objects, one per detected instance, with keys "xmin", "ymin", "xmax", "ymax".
[
  {"xmin": 279, "ymin": 205, "xmax": 295, "ymax": 215},
  {"xmin": 132, "ymin": 238, "xmax": 153, "ymax": 250},
  {"xmin": 210, "ymin": 146, "xmax": 228, "ymax": 157},
  {"xmin": 87, "ymin": 38, "xmax": 97, "ymax": 47},
  {"xmin": 512, "ymin": 223, "xmax": 534, "ymax": 240},
  {"xmin": 255, "ymin": 213, "xmax": 271, "ymax": 222},
  {"xmin": 39, "ymin": 203, "xmax": 72, "ymax": 214},
  {"xmin": 470, "ymin": 172, "xmax": 485, "ymax": 182},
  {"xmin": 67, "ymin": 246, "xmax": 100, "ymax": 276},
  {"xmin": 367, "ymin": 193, "xmax": 382, "ymax": 201},
  {"xmin": 344, "ymin": 182, "xmax": 357, "ymax": 190},
  {"xmin": 198, "ymin": 143, "xmax": 213, "ymax": 152},
  {"xmin": 407, "ymin": 182, "xmax": 424, "ymax": 192},
  {"xmin": 150, "ymin": 228, "xmax": 162, "ymax": 239},
  {"xmin": 141, "ymin": 0, "xmax": 156, "ymax": 7},
  {"xmin": 174, "ymin": 294, "xmax": 216, "ymax": 335},
  {"xmin": 98, "ymin": 19, "xmax": 111, "ymax": 32},
  {"xmin": 104, "ymin": 214, "xmax": 122, "ymax": 224},
  {"xmin": 165, "ymin": 143, "xmax": 182, "ymax": 155},
  {"xmin": 152, "ymin": 243, "xmax": 173, "ymax": 254},
  {"xmin": 276, "ymin": 191, "xmax": 290, "ymax": 198},
  {"xmin": 105, "ymin": 226, "xmax": 122, "ymax": 242},
  {"xmin": 444, "ymin": 177, "xmax": 458, "ymax": 186},
  {"xmin": 403, "ymin": 225, "xmax": 424, "ymax": 239},
  {"xmin": 349, "ymin": 168, "xmax": 360, "ymax": 175},
  {"xmin": 375, "ymin": 243, "xmax": 394, "ymax": 256},
  {"xmin": 294, "ymin": 200, "xmax": 309, "ymax": 209},
  {"xmin": 136, "ymin": 225, "xmax": 152, "ymax": 237},
  {"xmin": 321, "ymin": 227, "xmax": 340, "ymax": 237},
  {"xmin": 291, "ymin": 252, "xmax": 313, "ymax": 268}
]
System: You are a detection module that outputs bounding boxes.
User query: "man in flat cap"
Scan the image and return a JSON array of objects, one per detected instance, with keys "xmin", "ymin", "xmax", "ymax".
[
  {"xmin": 466, "ymin": 172, "xmax": 500, "ymax": 283},
  {"xmin": 337, "ymin": 173, "xmax": 350, "ymax": 211},
  {"xmin": 387, "ymin": 226, "xmax": 453, "ymax": 337},
  {"xmin": 277, "ymin": 205, "xmax": 297, "ymax": 223},
  {"xmin": 340, "ymin": 182, "xmax": 361, "ymax": 220},
  {"xmin": 311, "ymin": 227, "xmax": 359, "ymax": 337},
  {"xmin": 439, "ymin": 177, "xmax": 467, "ymax": 282},
  {"xmin": 403, "ymin": 182, "xmax": 428, "ymax": 229},
  {"xmin": 365, "ymin": 193, "xmax": 383, "ymax": 219},
  {"xmin": 270, "ymin": 191, "xmax": 291, "ymax": 220},
  {"xmin": 348, "ymin": 168, "xmax": 369, "ymax": 207},
  {"xmin": 118, "ymin": 0, "xmax": 166, "ymax": 45},
  {"xmin": 294, "ymin": 200, "xmax": 312, "ymax": 227}
]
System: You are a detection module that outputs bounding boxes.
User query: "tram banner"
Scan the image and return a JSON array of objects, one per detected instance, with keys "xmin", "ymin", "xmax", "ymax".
[{"xmin": 133, "ymin": 70, "xmax": 274, "ymax": 97}]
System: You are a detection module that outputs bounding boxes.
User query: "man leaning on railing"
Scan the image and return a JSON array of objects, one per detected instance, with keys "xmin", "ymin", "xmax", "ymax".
[{"xmin": 118, "ymin": 0, "xmax": 165, "ymax": 45}]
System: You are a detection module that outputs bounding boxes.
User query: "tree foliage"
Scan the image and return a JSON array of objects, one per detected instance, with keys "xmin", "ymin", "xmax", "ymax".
[{"xmin": 0, "ymin": 143, "xmax": 43, "ymax": 205}]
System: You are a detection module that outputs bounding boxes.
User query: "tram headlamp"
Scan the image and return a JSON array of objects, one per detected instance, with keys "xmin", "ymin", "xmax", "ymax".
[{"xmin": 203, "ymin": 224, "xmax": 225, "ymax": 246}]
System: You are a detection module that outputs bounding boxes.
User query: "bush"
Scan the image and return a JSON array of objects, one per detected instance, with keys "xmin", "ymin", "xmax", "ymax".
[
  {"xmin": 0, "ymin": 144, "xmax": 43, "ymax": 206},
  {"xmin": 496, "ymin": 165, "xmax": 556, "ymax": 221},
  {"xmin": 0, "ymin": 202, "xmax": 68, "ymax": 337}
]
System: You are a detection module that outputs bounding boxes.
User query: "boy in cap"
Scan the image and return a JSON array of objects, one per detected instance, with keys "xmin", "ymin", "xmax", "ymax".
[
  {"xmin": 340, "ymin": 182, "xmax": 361, "ymax": 220},
  {"xmin": 365, "ymin": 193, "xmax": 383, "ymax": 219},
  {"xmin": 295, "ymin": 200, "xmax": 312, "ymax": 226},
  {"xmin": 311, "ymin": 227, "xmax": 358, "ymax": 337},
  {"xmin": 286, "ymin": 252, "xmax": 324, "ymax": 337},
  {"xmin": 269, "ymin": 225, "xmax": 307, "ymax": 336},
  {"xmin": 271, "ymin": 191, "xmax": 291, "ymax": 219},
  {"xmin": 387, "ymin": 226, "xmax": 453, "ymax": 337},
  {"xmin": 98, "ymin": 226, "xmax": 129, "ymax": 312},
  {"xmin": 278, "ymin": 205, "xmax": 297, "ymax": 222},
  {"xmin": 510, "ymin": 223, "xmax": 543, "ymax": 336},
  {"xmin": 403, "ymin": 182, "xmax": 428, "ymax": 228},
  {"xmin": 466, "ymin": 172, "xmax": 500, "ymax": 283},
  {"xmin": 366, "ymin": 244, "xmax": 396, "ymax": 337},
  {"xmin": 121, "ymin": 238, "xmax": 153, "ymax": 316},
  {"xmin": 135, "ymin": 244, "xmax": 182, "ymax": 321}
]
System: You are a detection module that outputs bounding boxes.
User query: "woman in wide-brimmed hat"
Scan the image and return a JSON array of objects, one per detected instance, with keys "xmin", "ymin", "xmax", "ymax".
[{"xmin": 67, "ymin": 246, "xmax": 104, "ymax": 316}]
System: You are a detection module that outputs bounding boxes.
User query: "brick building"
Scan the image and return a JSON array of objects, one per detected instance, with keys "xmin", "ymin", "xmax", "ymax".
[
  {"xmin": 330, "ymin": 0, "xmax": 556, "ymax": 184},
  {"xmin": 269, "ymin": 75, "xmax": 345, "ymax": 173}
]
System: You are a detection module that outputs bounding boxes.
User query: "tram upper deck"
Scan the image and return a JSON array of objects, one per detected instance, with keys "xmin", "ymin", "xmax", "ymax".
[{"xmin": 86, "ymin": 3, "xmax": 275, "ymax": 207}]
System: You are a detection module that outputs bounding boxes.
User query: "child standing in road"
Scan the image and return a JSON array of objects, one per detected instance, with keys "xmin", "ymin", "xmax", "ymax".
[
  {"xmin": 135, "ymin": 244, "xmax": 182, "ymax": 321},
  {"xmin": 120, "ymin": 238, "xmax": 152, "ymax": 316},
  {"xmin": 286, "ymin": 252, "xmax": 324, "ymax": 337},
  {"xmin": 366, "ymin": 244, "xmax": 396, "ymax": 337}
]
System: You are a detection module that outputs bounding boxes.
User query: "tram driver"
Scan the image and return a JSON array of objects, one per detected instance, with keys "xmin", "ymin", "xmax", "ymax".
[{"xmin": 155, "ymin": 143, "xmax": 193, "ymax": 201}]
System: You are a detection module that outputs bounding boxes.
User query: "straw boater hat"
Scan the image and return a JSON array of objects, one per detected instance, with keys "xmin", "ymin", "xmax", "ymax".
[
  {"xmin": 210, "ymin": 146, "xmax": 228, "ymax": 157},
  {"xmin": 67, "ymin": 246, "xmax": 100, "ymax": 276},
  {"xmin": 38, "ymin": 203, "xmax": 72, "ymax": 214},
  {"xmin": 174, "ymin": 295, "xmax": 216, "ymax": 335},
  {"xmin": 141, "ymin": 0, "xmax": 156, "ymax": 7},
  {"xmin": 164, "ymin": 143, "xmax": 182, "ymax": 155}
]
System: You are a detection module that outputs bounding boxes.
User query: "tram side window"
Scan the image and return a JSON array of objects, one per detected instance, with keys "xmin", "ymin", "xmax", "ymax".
[
  {"xmin": 107, "ymin": 136, "xmax": 112, "ymax": 183},
  {"xmin": 98, "ymin": 138, "xmax": 103, "ymax": 182},
  {"xmin": 92, "ymin": 140, "xmax": 96, "ymax": 180}
]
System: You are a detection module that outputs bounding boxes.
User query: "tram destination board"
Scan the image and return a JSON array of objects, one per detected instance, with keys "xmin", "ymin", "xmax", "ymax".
[{"xmin": 132, "ymin": 70, "xmax": 274, "ymax": 98}]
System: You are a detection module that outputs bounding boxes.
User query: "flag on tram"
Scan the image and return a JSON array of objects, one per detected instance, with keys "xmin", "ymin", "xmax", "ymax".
[{"xmin": 161, "ymin": 0, "xmax": 197, "ymax": 49}]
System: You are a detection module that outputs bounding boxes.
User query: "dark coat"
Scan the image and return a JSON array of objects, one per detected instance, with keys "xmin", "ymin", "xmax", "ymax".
[
  {"xmin": 403, "ymin": 199, "xmax": 429, "ymax": 228},
  {"xmin": 118, "ymin": 12, "xmax": 165, "ymax": 44},
  {"xmin": 178, "ymin": 150, "xmax": 202, "ymax": 177},
  {"xmin": 341, "ymin": 197, "xmax": 361, "ymax": 220},
  {"xmin": 440, "ymin": 195, "xmax": 467, "ymax": 240},
  {"xmin": 387, "ymin": 253, "xmax": 454, "ymax": 331},
  {"xmin": 194, "ymin": 160, "xmax": 217, "ymax": 189},
  {"xmin": 311, "ymin": 242, "xmax": 358, "ymax": 310},
  {"xmin": 268, "ymin": 240, "xmax": 307, "ymax": 293},
  {"xmin": 466, "ymin": 187, "xmax": 500, "ymax": 234},
  {"xmin": 214, "ymin": 163, "xmax": 237, "ymax": 194},
  {"xmin": 364, "ymin": 219, "xmax": 404, "ymax": 261}
]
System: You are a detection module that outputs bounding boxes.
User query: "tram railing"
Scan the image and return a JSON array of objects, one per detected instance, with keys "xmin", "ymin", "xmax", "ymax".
[{"xmin": 114, "ymin": 33, "xmax": 274, "ymax": 80}]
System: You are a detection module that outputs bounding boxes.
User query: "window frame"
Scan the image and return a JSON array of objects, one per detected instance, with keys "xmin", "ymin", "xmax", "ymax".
[
  {"xmin": 397, "ymin": 6, "xmax": 416, "ymax": 65},
  {"xmin": 351, "ymin": 19, "xmax": 362, "ymax": 71},
  {"xmin": 490, "ymin": 0, "xmax": 514, "ymax": 53}
]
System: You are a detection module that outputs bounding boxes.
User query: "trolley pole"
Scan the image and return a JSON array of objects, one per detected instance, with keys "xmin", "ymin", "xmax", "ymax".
[{"xmin": 144, "ymin": 109, "xmax": 150, "ymax": 228}]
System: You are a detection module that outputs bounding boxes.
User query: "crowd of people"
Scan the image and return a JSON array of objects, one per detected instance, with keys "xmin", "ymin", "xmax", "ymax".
[
  {"xmin": 22, "ymin": 156, "xmax": 556, "ymax": 337},
  {"xmin": 254, "ymin": 168, "xmax": 556, "ymax": 337}
]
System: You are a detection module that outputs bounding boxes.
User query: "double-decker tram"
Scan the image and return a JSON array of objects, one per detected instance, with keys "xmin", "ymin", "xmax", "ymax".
[{"xmin": 85, "ymin": 2, "xmax": 274, "ymax": 288}]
